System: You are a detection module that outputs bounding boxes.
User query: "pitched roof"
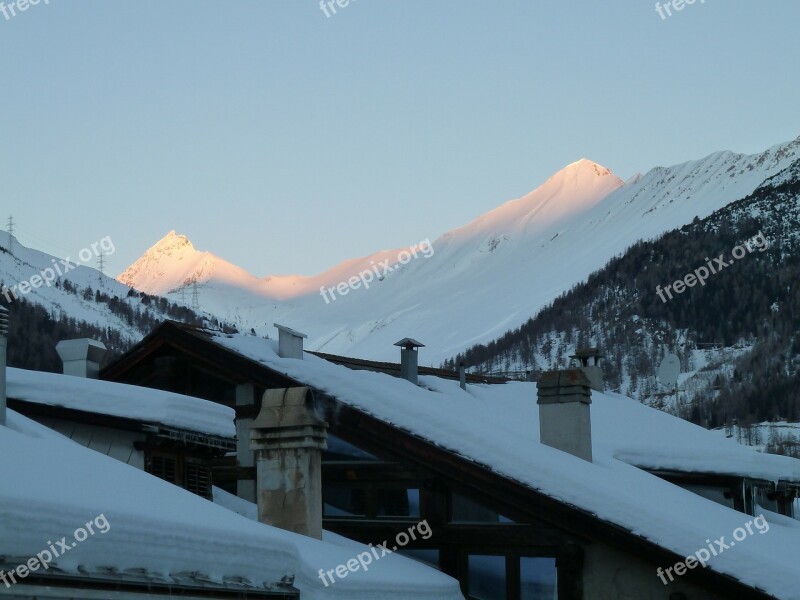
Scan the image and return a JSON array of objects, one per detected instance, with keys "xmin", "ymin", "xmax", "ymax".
[
  {"xmin": 0, "ymin": 409, "xmax": 463, "ymax": 600},
  {"xmin": 191, "ymin": 327, "xmax": 800, "ymax": 600},
  {"xmin": 6, "ymin": 366, "xmax": 236, "ymax": 439}
]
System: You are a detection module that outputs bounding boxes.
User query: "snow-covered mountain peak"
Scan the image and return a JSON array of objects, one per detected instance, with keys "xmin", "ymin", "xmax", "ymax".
[
  {"xmin": 451, "ymin": 159, "xmax": 623, "ymax": 242},
  {"xmin": 150, "ymin": 230, "xmax": 195, "ymax": 254},
  {"xmin": 118, "ymin": 231, "xmax": 255, "ymax": 295},
  {"xmin": 554, "ymin": 158, "xmax": 615, "ymax": 180}
]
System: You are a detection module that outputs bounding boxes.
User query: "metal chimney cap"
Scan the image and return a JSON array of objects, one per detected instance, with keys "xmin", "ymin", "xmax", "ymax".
[
  {"xmin": 569, "ymin": 347, "xmax": 604, "ymax": 360},
  {"xmin": 394, "ymin": 338, "xmax": 425, "ymax": 349},
  {"xmin": 274, "ymin": 323, "xmax": 308, "ymax": 339}
]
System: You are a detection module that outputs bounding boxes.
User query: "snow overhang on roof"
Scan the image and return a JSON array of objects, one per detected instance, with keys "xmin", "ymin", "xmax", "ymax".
[{"xmin": 6, "ymin": 367, "xmax": 235, "ymax": 440}]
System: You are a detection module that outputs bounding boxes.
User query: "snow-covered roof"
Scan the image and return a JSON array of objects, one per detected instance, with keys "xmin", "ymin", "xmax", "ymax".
[
  {"xmin": 0, "ymin": 409, "xmax": 463, "ymax": 600},
  {"xmin": 6, "ymin": 367, "xmax": 235, "ymax": 439},
  {"xmin": 208, "ymin": 331, "xmax": 800, "ymax": 600}
]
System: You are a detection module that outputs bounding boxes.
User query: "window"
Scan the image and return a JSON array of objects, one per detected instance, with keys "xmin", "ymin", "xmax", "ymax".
[
  {"xmin": 323, "ymin": 434, "xmax": 381, "ymax": 462},
  {"xmin": 451, "ymin": 492, "xmax": 514, "ymax": 524},
  {"xmin": 185, "ymin": 461, "xmax": 212, "ymax": 499},
  {"xmin": 147, "ymin": 454, "xmax": 176, "ymax": 484},
  {"xmin": 520, "ymin": 557, "xmax": 557, "ymax": 600},
  {"xmin": 323, "ymin": 485, "xmax": 420, "ymax": 519},
  {"xmin": 324, "ymin": 486, "xmax": 368, "ymax": 517},
  {"xmin": 145, "ymin": 453, "xmax": 213, "ymax": 499},
  {"xmin": 398, "ymin": 548, "xmax": 440, "ymax": 570},
  {"xmin": 377, "ymin": 488, "xmax": 421, "ymax": 518},
  {"xmin": 754, "ymin": 485, "xmax": 778, "ymax": 513},
  {"xmin": 468, "ymin": 555, "xmax": 506, "ymax": 600}
]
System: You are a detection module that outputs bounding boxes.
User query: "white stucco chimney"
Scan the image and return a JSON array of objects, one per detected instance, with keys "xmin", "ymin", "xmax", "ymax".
[
  {"xmin": 274, "ymin": 323, "xmax": 307, "ymax": 360},
  {"xmin": 250, "ymin": 387, "xmax": 328, "ymax": 539},
  {"xmin": 536, "ymin": 369, "xmax": 593, "ymax": 462},
  {"xmin": 55, "ymin": 338, "xmax": 107, "ymax": 378}
]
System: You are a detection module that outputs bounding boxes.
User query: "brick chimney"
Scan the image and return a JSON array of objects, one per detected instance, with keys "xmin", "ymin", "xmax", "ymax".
[
  {"xmin": 250, "ymin": 387, "xmax": 327, "ymax": 539},
  {"xmin": 536, "ymin": 369, "xmax": 593, "ymax": 462}
]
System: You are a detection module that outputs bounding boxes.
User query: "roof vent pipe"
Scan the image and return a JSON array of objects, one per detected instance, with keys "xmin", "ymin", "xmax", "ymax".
[
  {"xmin": 459, "ymin": 362, "xmax": 467, "ymax": 391},
  {"xmin": 394, "ymin": 338, "xmax": 425, "ymax": 385}
]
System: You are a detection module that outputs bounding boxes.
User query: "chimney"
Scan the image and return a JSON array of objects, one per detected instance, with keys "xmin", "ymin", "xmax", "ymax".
[
  {"xmin": 55, "ymin": 339, "xmax": 107, "ymax": 378},
  {"xmin": 536, "ymin": 369, "xmax": 593, "ymax": 462},
  {"xmin": 0, "ymin": 305, "xmax": 8, "ymax": 426},
  {"xmin": 274, "ymin": 323, "xmax": 307, "ymax": 360},
  {"xmin": 459, "ymin": 362, "xmax": 467, "ymax": 391},
  {"xmin": 394, "ymin": 338, "xmax": 425, "ymax": 385},
  {"xmin": 569, "ymin": 347, "xmax": 604, "ymax": 392},
  {"xmin": 250, "ymin": 387, "xmax": 327, "ymax": 539}
]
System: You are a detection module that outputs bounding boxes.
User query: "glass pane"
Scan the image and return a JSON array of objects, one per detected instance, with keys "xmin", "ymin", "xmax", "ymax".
[
  {"xmin": 377, "ymin": 489, "xmax": 421, "ymax": 518},
  {"xmin": 468, "ymin": 555, "xmax": 506, "ymax": 600},
  {"xmin": 452, "ymin": 492, "xmax": 514, "ymax": 523},
  {"xmin": 398, "ymin": 548, "xmax": 440, "ymax": 570},
  {"xmin": 324, "ymin": 434, "xmax": 380, "ymax": 461},
  {"xmin": 323, "ymin": 486, "xmax": 367, "ymax": 517},
  {"xmin": 754, "ymin": 486, "xmax": 778, "ymax": 513},
  {"xmin": 520, "ymin": 557, "xmax": 557, "ymax": 600}
]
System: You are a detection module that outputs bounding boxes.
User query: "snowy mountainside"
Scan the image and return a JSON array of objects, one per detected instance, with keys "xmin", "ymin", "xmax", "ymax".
[
  {"xmin": 451, "ymin": 155, "xmax": 800, "ymax": 452},
  {"xmin": 120, "ymin": 136, "xmax": 800, "ymax": 365},
  {"xmin": 0, "ymin": 231, "xmax": 212, "ymax": 370}
]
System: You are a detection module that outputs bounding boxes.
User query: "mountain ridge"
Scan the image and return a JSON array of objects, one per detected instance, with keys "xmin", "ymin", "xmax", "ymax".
[{"xmin": 117, "ymin": 136, "xmax": 800, "ymax": 364}]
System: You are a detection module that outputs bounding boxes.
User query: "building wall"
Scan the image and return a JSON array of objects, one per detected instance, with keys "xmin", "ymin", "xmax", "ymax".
[
  {"xmin": 36, "ymin": 417, "xmax": 146, "ymax": 469},
  {"xmin": 583, "ymin": 542, "xmax": 730, "ymax": 600}
]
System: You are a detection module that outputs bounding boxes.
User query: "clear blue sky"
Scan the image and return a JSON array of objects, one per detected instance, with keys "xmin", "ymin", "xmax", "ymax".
[{"xmin": 2, "ymin": 1, "xmax": 798, "ymax": 276}]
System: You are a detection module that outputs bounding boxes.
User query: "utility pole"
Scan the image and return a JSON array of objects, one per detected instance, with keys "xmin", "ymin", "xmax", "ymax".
[
  {"xmin": 6, "ymin": 215, "xmax": 14, "ymax": 254},
  {"xmin": 97, "ymin": 254, "xmax": 105, "ymax": 285},
  {"xmin": 191, "ymin": 281, "xmax": 200, "ymax": 310}
]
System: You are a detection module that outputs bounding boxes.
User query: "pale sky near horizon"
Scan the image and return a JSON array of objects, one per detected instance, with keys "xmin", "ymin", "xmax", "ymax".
[{"xmin": 2, "ymin": 1, "xmax": 799, "ymax": 276}]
